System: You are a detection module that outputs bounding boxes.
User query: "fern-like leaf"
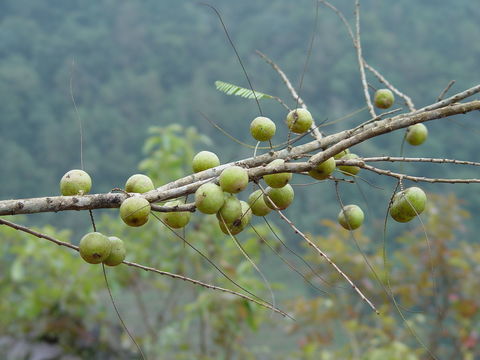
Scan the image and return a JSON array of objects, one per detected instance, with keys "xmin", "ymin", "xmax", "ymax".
[{"xmin": 215, "ymin": 80, "xmax": 274, "ymax": 100}]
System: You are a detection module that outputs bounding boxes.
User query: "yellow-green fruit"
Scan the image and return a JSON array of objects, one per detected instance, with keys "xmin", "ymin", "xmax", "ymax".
[
  {"xmin": 264, "ymin": 184, "xmax": 294, "ymax": 210},
  {"xmin": 60, "ymin": 169, "xmax": 92, "ymax": 196},
  {"xmin": 333, "ymin": 149, "xmax": 350, "ymax": 160},
  {"xmin": 79, "ymin": 232, "xmax": 111, "ymax": 264},
  {"xmin": 120, "ymin": 197, "xmax": 151, "ymax": 227},
  {"xmin": 217, "ymin": 194, "xmax": 242, "ymax": 223},
  {"xmin": 286, "ymin": 108, "xmax": 313, "ymax": 134},
  {"xmin": 263, "ymin": 159, "xmax": 292, "ymax": 188},
  {"xmin": 405, "ymin": 123, "xmax": 428, "ymax": 146},
  {"xmin": 103, "ymin": 236, "xmax": 126, "ymax": 266},
  {"xmin": 219, "ymin": 166, "xmax": 249, "ymax": 194},
  {"xmin": 250, "ymin": 116, "xmax": 276, "ymax": 141},
  {"xmin": 248, "ymin": 189, "xmax": 271, "ymax": 216},
  {"xmin": 195, "ymin": 183, "xmax": 225, "ymax": 214},
  {"xmin": 125, "ymin": 174, "xmax": 154, "ymax": 193},
  {"xmin": 390, "ymin": 187, "xmax": 427, "ymax": 223},
  {"xmin": 218, "ymin": 200, "xmax": 252, "ymax": 235},
  {"xmin": 338, "ymin": 153, "xmax": 361, "ymax": 176},
  {"xmin": 338, "ymin": 205, "xmax": 364, "ymax": 230},
  {"xmin": 162, "ymin": 200, "xmax": 191, "ymax": 229},
  {"xmin": 308, "ymin": 157, "xmax": 336, "ymax": 180},
  {"xmin": 192, "ymin": 151, "xmax": 220, "ymax": 173},
  {"xmin": 374, "ymin": 89, "xmax": 395, "ymax": 109}
]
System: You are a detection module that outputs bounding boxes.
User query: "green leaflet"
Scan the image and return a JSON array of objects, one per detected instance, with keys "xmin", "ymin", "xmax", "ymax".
[{"xmin": 215, "ymin": 80, "xmax": 273, "ymax": 100}]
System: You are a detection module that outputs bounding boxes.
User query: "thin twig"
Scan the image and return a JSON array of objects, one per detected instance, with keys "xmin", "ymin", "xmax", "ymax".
[
  {"xmin": 0, "ymin": 217, "xmax": 290, "ymax": 318},
  {"xmin": 437, "ymin": 80, "xmax": 456, "ymax": 101}
]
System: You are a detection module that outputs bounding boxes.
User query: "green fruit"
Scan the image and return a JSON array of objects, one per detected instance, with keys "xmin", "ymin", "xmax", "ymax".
[
  {"xmin": 79, "ymin": 232, "xmax": 111, "ymax": 264},
  {"xmin": 219, "ymin": 166, "xmax": 249, "ymax": 194},
  {"xmin": 264, "ymin": 184, "xmax": 294, "ymax": 210},
  {"xmin": 60, "ymin": 169, "xmax": 92, "ymax": 196},
  {"xmin": 374, "ymin": 89, "xmax": 395, "ymax": 109},
  {"xmin": 217, "ymin": 194, "xmax": 242, "ymax": 223},
  {"xmin": 218, "ymin": 200, "xmax": 252, "ymax": 235},
  {"xmin": 120, "ymin": 197, "xmax": 151, "ymax": 227},
  {"xmin": 390, "ymin": 187, "xmax": 427, "ymax": 223},
  {"xmin": 338, "ymin": 205, "xmax": 364, "ymax": 230},
  {"xmin": 162, "ymin": 200, "xmax": 191, "ymax": 228},
  {"xmin": 250, "ymin": 116, "xmax": 276, "ymax": 141},
  {"xmin": 195, "ymin": 183, "xmax": 225, "ymax": 214},
  {"xmin": 286, "ymin": 108, "xmax": 313, "ymax": 134},
  {"xmin": 192, "ymin": 151, "xmax": 220, "ymax": 173},
  {"xmin": 405, "ymin": 123, "xmax": 428, "ymax": 146},
  {"xmin": 248, "ymin": 190, "xmax": 272, "ymax": 216},
  {"xmin": 308, "ymin": 157, "xmax": 336, "ymax": 180},
  {"xmin": 333, "ymin": 149, "xmax": 350, "ymax": 160},
  {"xmin": 338, "ymin": 153, "xmax": 361, "ymax": 176},
  {"xmin": 103, "ymin": 236, "xmax": 126, "ymax": 266},
  {"xmin": 125, "ymin": 174, "xmax": 154, "ymax": 193},
  {"xmin": 263, "ymin": 159, "xmax": 292, "ymax": 188}
]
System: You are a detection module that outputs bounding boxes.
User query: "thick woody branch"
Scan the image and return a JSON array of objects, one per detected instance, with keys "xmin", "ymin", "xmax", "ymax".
[{"xmin": 0, "ymin": 99, "xmax": 479, "ymax": 216}]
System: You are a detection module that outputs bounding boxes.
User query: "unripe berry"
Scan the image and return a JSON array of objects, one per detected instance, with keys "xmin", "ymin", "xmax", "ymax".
[
  {"xmin": 120, "ymin": 197, "xmax": 151, "ymax": 227},
  {"xmin": 308, "ymin": 157, "xmax": 336, "ymax": 180},
  {"xmin": 219, "ymin": 166, "xmax": 249, "ymax": 194},
  {"xmin": 264, "ymin": 184, "xmax": 294, "ymax": 210},
  {"xmin": 192, "ymin": 151, "xmax": 220, "ymax": 173},
  {"xmin": 390, "ymin": 187, "xmax": 427, "ymax": 223},
  {"xmin": 162, "ymin": 200, "xmax": 191, "ymax": 228},
  {"xmin": 217, "ymin": 194, "xmax": 242, "ymax": 223},
  {"xmin": 338, "ymin": 205, "xmax": 364, "ymax": 230},
  {"xmin": 103, "ymin": 236, "xmax": 126, "ymax": 266},
  {"xmin": 405, "ymin": 123, "xmax": 428, "ymax": 146},
  {"xmin": 79, "ymin": 232, "xmax": 111, "ymax": 264},
  {"xmin": 286, "ymin": 108, "xmax": 313, "ymax": 134},
  {"xmin": 250, "ymin": 116, "xmax": 276, "ymax": 141},
  {"xmin": 263, "ymin": 159, "xmax": 292, "ymax": 188},
  {"xmin": 195, "ymin": 183, "xmax": 225, "ymax": 214},
  {"xmin": 218, "ymin": 200, "xmax": 252, "ymax": 235},
  {"xmin": 333, "ymin": 149, "xmax": 350, "ymax": 160},
  {"xmin": 337, "ymin": 153, "xmax": 361, "ymax": 176},
  {"xmin": 125, "ymin": 174, "xmax": 154, "ymax": 194},
  {"xmin": 248, "ymin": 189, "xmax": 271, "ymax": 216},
  {"xmin": 60, "ymin": 169, "xmax": 92, "ymax": 196},
  {"xmin": 374, "ymin": 89, "xmax": 395, "ymax": 109}
]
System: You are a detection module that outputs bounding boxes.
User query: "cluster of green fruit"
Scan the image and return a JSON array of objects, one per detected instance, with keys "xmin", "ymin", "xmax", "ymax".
[
  {"xmin": 373, "ymin": 88, "xmax": 428, "ymax": 146},
  {"xmin": 59, "ymin": 104, "xmax": 429, "ymax": 263}
]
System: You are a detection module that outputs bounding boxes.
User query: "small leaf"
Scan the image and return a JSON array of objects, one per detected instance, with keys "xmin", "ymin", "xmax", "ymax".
[{"xmin": 215, "ymin": 80, "xmax": 274, "ymax": 100}]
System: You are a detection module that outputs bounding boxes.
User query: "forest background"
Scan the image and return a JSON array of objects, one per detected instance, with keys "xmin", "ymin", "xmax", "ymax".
[{"xmin": 0, "ymin": 0, "xmax": 479, "ymax": 359}]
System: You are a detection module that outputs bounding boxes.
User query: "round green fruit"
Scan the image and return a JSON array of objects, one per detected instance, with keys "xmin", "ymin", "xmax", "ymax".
[
  {"xmin": 162, "ymin": 200, "xmax": 191, "ymax": 229},
  {"xmin": 405, "ymin": 123, "xmax": 428, "ymax": 146},
  {"xmin": 390, "ymin": 187, "xmax": 427, "ymax": 223},
  {"xmin": 125, "ymin": 174, "xmax": 154, "ymax": 194},
  {"xmin": 264, "ymin": 184, "xmax": 294, "ymax": 210},
  {"xmin": 217, "ymin": 194, "xmax": 242, "ymax": 223},
  {"xmin": 250, "ymin": 116, "xmax": 276, "ymax": 142},
  {"xmin": 338, "ymin": 153, "xmax": 361, "ymax": 176},
  {"xmin": 338, "ymin": 205, "xmax": 364, "ymax": 230},
  {"xmin": 195, "ymin": 183, "xmax": 225, "ymax": 214},
  {"xmin": 286, "ymin": 108, "xmax": 313, "ymax": 134},
  {"xmin": 374, "ymin": 89, "xmax": 395, "ymax": 109},
  {"xmin": 219, "ymin": 166, "xmax": 249, "ymax": 194},
  {"xmin": 103, "ymin": 236, "xmax": 126, "ymax": 266},
  {"xmin": 333, "ymin": 149, "xmax": 350, "ymax": 160},
  {"xmin": 218, "ymin": 200, "xmax": 252, "ymax": 235},
  {"xmin": 120, "ymin": 197, "xmax": 151, "ymax": 227},
  {"xmin": 192, "ymin": 151, "xmax": 220, "ymax": 173},
  {"xmin": 263, "ymin": 159, "xmax": 292, "ymax": 188},
  {"xmin": 60, "ymin": 169, "xmax": 92, "ymax": 196},
  {"xmin": 79, "ymin": 232, "xmax": 111, "ymax": 264},
  {"xmin": 308, "ymin": 157, "xmax": 336, "ymax": 180},
  {"xmin": 248, "ymin": 189, "xmax": 272, "ymax": 216}
]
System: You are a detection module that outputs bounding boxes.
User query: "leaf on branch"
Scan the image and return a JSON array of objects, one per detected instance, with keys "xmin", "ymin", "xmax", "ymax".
[{"xmin": 215, "ymin": 80, "xmax": 274, "ymax": 100}]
